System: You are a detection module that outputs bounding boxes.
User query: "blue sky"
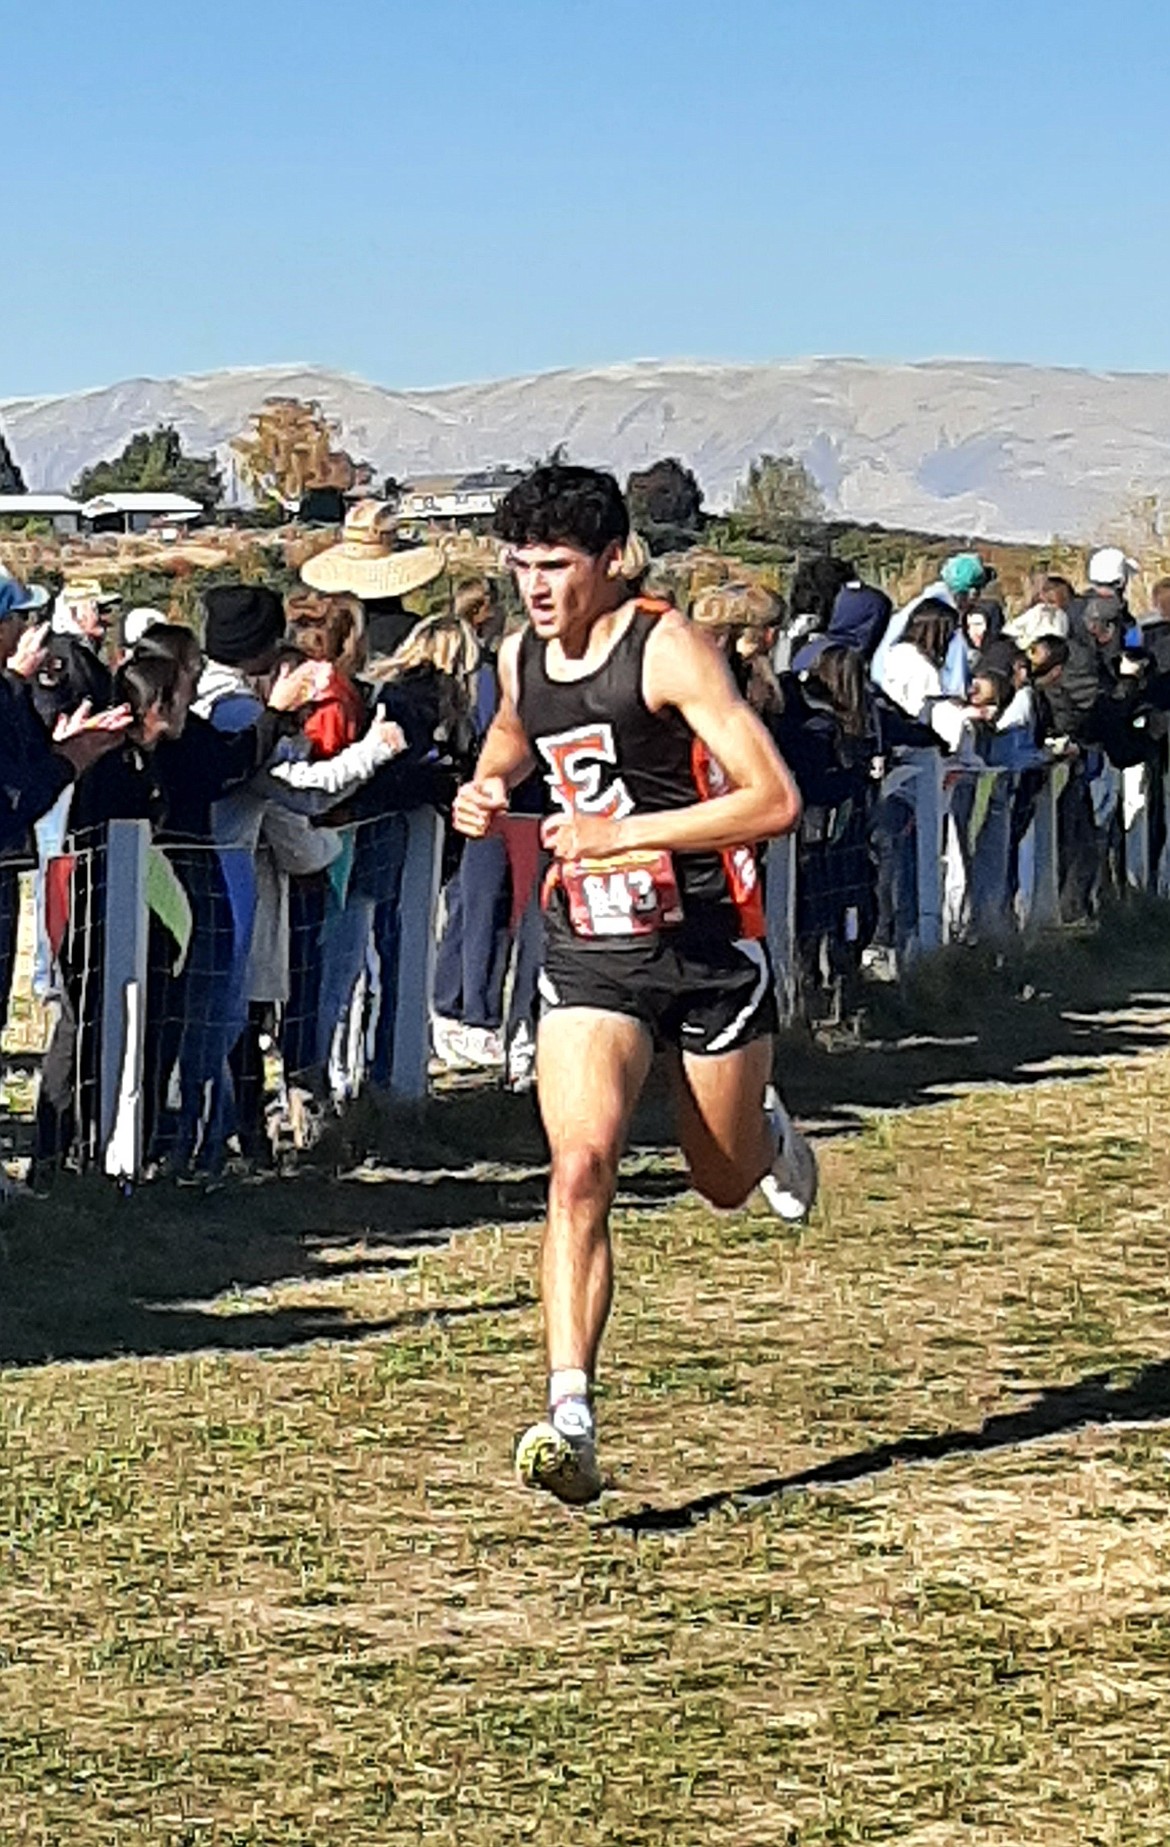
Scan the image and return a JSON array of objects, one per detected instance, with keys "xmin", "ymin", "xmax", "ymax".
[{"xmin": 5, "ymin": 0, "xmax": 1169, "ymax": 398}]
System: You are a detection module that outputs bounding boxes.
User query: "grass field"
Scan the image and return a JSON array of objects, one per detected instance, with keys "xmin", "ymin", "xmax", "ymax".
[{"xmin": 3, "ymin": 923, "xmax": 1170, "ymax": 1843}]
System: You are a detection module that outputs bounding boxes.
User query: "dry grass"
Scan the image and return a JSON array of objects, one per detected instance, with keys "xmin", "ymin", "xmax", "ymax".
[{"xmin": 4, "ymin": 956, "xmax": 1170, "ymax": 1840}]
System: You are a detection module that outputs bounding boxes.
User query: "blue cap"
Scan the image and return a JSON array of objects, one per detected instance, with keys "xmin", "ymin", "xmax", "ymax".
[{"xmin": 0, "ymin": 575, "xmax": 48, "ymax": 619}]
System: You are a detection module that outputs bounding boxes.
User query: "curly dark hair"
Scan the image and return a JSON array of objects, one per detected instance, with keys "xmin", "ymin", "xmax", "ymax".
[{"xmin": 494, "ymin": 464, "xmax": 630, "ymax": 557}]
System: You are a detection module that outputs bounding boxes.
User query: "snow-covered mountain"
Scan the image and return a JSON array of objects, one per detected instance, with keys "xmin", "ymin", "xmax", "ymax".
[{"xmin": 4, "ymin": 356, "xmax": 1169, "ymax": 543}]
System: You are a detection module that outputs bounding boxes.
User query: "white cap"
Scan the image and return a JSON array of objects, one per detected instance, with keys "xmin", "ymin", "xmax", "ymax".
[
  {"xmin": 1087, "ymin": 547, "xmax": 1139, "ymax": 587},
  {"xmin": 123, "ymin": 606, "xmax": 168, "ymax": 647}
]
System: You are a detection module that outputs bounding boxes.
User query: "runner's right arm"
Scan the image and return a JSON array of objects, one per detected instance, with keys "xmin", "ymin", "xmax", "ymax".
[{"xmin": 453, "ymin": 632, "xmax": 537, "ymax": 837}]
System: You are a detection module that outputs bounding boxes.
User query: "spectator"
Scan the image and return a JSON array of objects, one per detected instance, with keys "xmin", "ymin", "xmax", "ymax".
[
  {"xmin": 335, "ymin": 614, "xmax": 479, "ymax": 1094},
  {"xmin": 827, "ymin": 572, "xmax": 893, "ymax": 659},
  {"xmin": 775, "ymin": 635, "xmax": 882, "ymax": 1015},
  {"xmin": 871, "ymin": 551, "xmax": 994, "ymax": 700},
  {"xmin": 300, "ymin": 498, "xmax": 444, "ymax": 659},
  {"xmin": 879, "ymin": 597, "xmax": 968, "ymax": 749},
  {"xmin": 190, "ymin": 585, "xmax": 404, "ymax": 1170},
  {"xmin": 431, "ymin": 577, "xmax": 523, "ymax": 1073}
]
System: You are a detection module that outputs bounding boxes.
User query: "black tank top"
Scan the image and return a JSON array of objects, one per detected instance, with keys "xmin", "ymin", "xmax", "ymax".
[{"xmin": 516, "ymin": 607, "xmax": 729, "ymax": 915}]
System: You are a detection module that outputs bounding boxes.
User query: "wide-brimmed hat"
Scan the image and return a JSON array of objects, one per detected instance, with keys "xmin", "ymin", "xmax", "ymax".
[
  {"xmin": 300, "ymin": 500, "xmax": 444, "ymax": 599},
  {"xmin": 60, "ymin": 576, "xmax": 121, "ymax": 607}
]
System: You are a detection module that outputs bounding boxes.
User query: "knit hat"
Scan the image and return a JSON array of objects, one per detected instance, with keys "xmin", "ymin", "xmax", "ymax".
[
  {"xmin": 941, "ymin": 552, "xmax": 995, "ymax": 596},
  {"xmin": 203, "ymin": 584, "xmax": 286, "ymax": 666}
]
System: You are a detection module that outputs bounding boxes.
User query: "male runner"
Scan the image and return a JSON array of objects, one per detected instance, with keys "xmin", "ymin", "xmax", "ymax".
[{"xmin": 453, "ymin": 465, "xmax": 815, "ymax": 1506}]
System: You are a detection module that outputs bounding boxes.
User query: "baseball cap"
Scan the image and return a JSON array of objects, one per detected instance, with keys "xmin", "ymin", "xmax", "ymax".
[
  {"xmin": 0, "ymin": 571, "xmax": 50, "ymax": 618},
  {"xmin": 941, "ymin": 552, "xmax": 995, "ymax": 596},
  {"xmin": 1087, "ymin": 547, "xmax": 1139, "ymax": 588}
]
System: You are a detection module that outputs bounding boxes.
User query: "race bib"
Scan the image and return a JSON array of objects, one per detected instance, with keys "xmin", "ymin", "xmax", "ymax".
[{"xmin": 560, "ymin": 850, "xmax": 683, "ymax": 939}]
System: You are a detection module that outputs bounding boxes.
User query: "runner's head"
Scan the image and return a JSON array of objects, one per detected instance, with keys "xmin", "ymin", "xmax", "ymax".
[{"xmin": 495, "ymin": 465, "xmax": 630, "ymax": 641}]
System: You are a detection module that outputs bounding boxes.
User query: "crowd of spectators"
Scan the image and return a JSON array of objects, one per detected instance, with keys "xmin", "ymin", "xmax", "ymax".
[{"xmin": 2, "ymin": 494, "xmax": 1169, "ymax": 1184}]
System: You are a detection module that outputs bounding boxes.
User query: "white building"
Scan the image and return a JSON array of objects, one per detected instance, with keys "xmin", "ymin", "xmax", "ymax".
[
  {"xmin": 81, "ymin": 492, "xmax": 204, "ymax": 535},
  {"xmin": 396, "ymin": 469, "xmax": 524, "ymax": 524},
  {"xmin": 0, "ymin": 494, "xmax": 83, "ymax": 536}
]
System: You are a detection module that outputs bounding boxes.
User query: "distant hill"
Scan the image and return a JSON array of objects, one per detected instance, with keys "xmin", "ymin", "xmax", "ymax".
[{"xmin": 4, "ymin": 356, "xmax": 1170, "ymax": 543}]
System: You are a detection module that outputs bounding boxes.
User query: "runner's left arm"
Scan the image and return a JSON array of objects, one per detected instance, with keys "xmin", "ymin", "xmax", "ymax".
[{"xmin": 544, "ymin": 615, "xmax": 800, "ymax": 859}]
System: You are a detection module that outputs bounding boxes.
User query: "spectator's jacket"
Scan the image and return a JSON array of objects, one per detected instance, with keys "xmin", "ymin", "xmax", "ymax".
[{"xmin": 0, "ymin": 673, "xmax": 73, "ymax": 856}]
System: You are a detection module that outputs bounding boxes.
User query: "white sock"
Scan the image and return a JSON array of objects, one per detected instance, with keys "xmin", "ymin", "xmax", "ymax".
[{"xmin": 549, "ymin": 1368, "xmax": 593, "ymax": 1439}]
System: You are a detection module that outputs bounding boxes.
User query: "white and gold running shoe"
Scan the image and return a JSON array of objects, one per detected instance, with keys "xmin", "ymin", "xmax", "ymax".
[
  {"xmin": 761, "ymin": 1085, "xmax": 819, "ymax": 1222},
  {"xmin": 515, "ymin": 1412, "xmax": 602, "ymax": 1506}
]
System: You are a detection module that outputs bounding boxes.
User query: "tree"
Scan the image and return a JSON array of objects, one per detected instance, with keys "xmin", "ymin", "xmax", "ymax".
[
  {"xmin": 232, "ymin": 398, "xmax": 358, "ymax": 509},
  {"xmin": 732, "ymin": 452, "xmax": 826, "ymax": 539},
  {"xmin": 0, "ymin": 423, "xmax": 25, "ymax": 495},
  {"xmin": 626, "ymin": 457, "xmax": 703, "ymax": 532},
  {"xmin": 73, "ymin": 424, "xmax": 222, "ymax": 512}
]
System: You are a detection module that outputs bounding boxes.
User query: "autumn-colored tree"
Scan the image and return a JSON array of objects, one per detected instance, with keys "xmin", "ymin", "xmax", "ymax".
[{"xmin": 232, "ymin": 398, "xmax": 358, "ymax": 509}]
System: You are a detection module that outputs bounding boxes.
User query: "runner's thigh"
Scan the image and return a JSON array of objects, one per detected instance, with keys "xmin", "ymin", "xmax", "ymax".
[
  {"xmin": 674, "ymin": 1035, "xmax": 774, "ymax": 1205},
  {"xmin": 537, "ymin": 1007, "xmax": 653, "ymax": 1160}
]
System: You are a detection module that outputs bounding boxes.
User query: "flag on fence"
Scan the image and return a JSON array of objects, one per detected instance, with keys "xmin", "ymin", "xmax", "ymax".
[
  {"xmin": 146, "ymin": 847, "xmax": 193, "ymax": 972},
  {"xmin": 44, "ymin": 855, "xmax": 74, "ymax": 961}
]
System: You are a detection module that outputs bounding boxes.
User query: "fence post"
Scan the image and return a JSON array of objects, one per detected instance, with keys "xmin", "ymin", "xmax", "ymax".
[
  {"xmin": 913, "ymin": 749, "xmax": 945, "ymax": 954},
  {"xmin": 765, "ymin": 831, "xmax": 798, "ymax": 1023},
  {"xmin": 1027, "ymin": 768, "xmax": 1061, "ymax": 929},
  {"xmin": 1160, "ymin": 749, "xmax": 1170, "ymax": 898},
  {"xmin": 100, "ymin": 818, "xmax": 150, "ymax": 1181},
  {"xmin": 1123, "ymin": 762, "xmax": 1150, "ymax": 890},
  {"xmin": 390, "ymin": 806, "xmax": 445, "ymax": 1100}
]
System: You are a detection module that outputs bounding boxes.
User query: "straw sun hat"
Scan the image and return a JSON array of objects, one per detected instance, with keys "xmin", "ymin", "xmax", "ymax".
[{"xmin": 300, "ymin": 499, "xmax": 445, "ymax": 599}]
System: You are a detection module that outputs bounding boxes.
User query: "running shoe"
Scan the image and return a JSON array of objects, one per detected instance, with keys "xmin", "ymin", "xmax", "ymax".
[
  {"xmin": 515, "ymin": 1406, "xmax": 602, "ymax": 1506},
  {"xmin": 761, "ymin": 1084, "xmax": 818, "ymax": 1222}
]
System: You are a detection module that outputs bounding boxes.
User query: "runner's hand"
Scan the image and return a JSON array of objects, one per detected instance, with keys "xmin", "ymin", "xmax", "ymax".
[
  {"xmin": 541, "ymin": 812, "xmax": 625, "ymax": 859},
  {"xmin": 8, "ymin": 620, "xmax": 49, "ymax": 680},
  {"xmin": 453, "ymin": 776, "xmax": 508, "ymax": 838}
]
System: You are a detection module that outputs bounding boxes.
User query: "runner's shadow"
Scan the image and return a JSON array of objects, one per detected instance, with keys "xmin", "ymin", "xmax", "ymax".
[{"xmin": 610, "ymin": 1358, "xmax": 1170, "ymax": 1534}]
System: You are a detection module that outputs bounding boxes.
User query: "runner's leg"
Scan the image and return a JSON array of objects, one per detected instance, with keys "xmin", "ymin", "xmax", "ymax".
[
  {"xmin": 536, "ymin": 1005, "xmax": 653, "ymax": 1376},
  {"xmin": 515, "ymin": 1004, "xmax": 652, "ymax": 1503},
  {"xmin": 673, "ymin": 1037, "xmax": 775, "ymax": 1208}
]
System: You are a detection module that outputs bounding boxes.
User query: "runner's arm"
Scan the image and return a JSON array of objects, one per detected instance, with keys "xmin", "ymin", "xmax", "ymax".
[{"xmin": 471, "ymin": 632, "xmax": 537, "ymax": 791}]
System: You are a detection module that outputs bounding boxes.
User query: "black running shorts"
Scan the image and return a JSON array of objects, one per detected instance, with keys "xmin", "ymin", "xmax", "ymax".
[{"xmin": 538, "ymin": 912, "xmax": 779, "ymax": 1056}]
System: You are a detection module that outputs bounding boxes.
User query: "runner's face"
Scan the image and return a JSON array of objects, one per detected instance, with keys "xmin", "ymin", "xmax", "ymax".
[{"xmin": 506, "ymin": 542, "xmax": 621, "ymax": 640}]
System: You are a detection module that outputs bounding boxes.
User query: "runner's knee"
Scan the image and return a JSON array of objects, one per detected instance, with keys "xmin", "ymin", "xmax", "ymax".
[
  {"xmin": 549, "ymin": 1144, "xmax": 619, "ymax": 1217},
  {"xmin": 686, "ymin": 1156, "xmax": 760, "ymax": 1211}
]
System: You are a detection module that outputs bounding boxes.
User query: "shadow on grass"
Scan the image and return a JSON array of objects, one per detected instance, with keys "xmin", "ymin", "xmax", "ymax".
[
  {"xmin": 0, "ymin": 1289, "xmax": 535, "ymax": 1368},
  {"xmin": 777, "ymin": 896, "xmax": 1170, "ymax": 1128},
  {"xmin": 611, "ymin": 1357, "xmax": 1170, "ymax": 1535},
  {"xmin": 3, "ymin": 896, "xmax": 1170, "ymax": 1370}
]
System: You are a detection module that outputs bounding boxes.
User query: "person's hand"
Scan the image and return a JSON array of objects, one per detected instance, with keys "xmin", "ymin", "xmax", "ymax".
[
  {"xmin": 8, "ymin": 620, "xmax": 49, "ymax": 681},
  {"xmin": 453, "ymin": 775, "xmax": 508, "ymax": 838},
  {"xmin": 52, "ymin": 701, "xmax": 132, "ymax": 772},
  {"xmin": 373, "ymin": 718, "xmax": 406, "ymax": 756},
  {"xmin": 268, "ymin": 659, "xmax": 331, "ymax": 712},
  {"xmin": 541, "ymin": 811, "xmax": 627, "ymax": 860}
]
